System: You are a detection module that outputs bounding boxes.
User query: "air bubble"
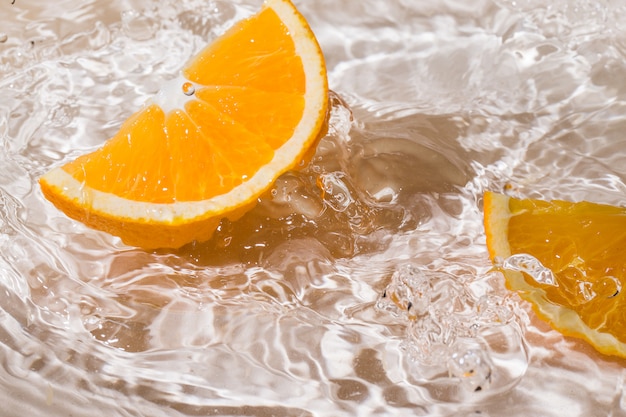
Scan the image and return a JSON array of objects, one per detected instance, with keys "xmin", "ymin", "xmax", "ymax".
[{"xmin": 502, "ymin": 254, "xmax": 557, "ymax": 286}]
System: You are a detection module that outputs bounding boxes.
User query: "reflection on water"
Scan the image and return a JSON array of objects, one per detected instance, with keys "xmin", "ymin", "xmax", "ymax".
[{"xmin": 2, "ymin": 0, "xmax": 626, "ymax": 415}]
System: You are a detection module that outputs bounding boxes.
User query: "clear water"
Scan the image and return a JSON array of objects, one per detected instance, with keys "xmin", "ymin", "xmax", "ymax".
[{"xmin": 2, "ymin": 0, "xmax": 626, "ymax": 415}]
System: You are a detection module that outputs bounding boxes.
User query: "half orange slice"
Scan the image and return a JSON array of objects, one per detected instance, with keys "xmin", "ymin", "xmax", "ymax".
[
  {"xmin": 484, "ymin": 190, "xmax": 626, "ymax": 358},
  {"xmin": 40, "ymin": 0, "xmax": 329, "ymax": 249}
]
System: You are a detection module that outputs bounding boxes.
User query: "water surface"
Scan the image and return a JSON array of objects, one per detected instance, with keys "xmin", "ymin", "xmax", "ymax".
[{"xmin": 1, "ymin": 0, "xmax": 626, "ymax": 416}]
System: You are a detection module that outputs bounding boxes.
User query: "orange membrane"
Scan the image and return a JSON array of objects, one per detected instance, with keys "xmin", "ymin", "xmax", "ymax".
[{"xmin": 2, "ymin": 0, "xmax": 626, "ymax": 416}]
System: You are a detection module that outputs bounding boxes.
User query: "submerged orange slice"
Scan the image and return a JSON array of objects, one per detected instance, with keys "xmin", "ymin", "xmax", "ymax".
[
  {"xmin": 483, "ymin": 190, "xmax": 626, "ymax": 358},
  {"xmin": 39, "ymin": 0, "xmax": 328, "ymax": 249}
]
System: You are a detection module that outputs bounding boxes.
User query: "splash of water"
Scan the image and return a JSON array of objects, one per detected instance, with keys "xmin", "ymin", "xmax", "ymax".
[
  {"xmin": 376, "ymin": 263, "xmax": 528, "ymax": 402},
  {"xmin": 2, "ymin": 0, "xmax": 626, "ymax": 416},
  {"xmin": 502, "ymin": 254, "xmax": 558, "ymax": 286}
]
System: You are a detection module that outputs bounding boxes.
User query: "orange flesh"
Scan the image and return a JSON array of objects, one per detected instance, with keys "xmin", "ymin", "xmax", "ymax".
[
  {"xmin": 484, "ymin": 191, "xmax": 626, "ymax": 358},
  {"xmin": 62, "ymin": 6, "xmax": 305, "ymax": 204},
  {"xmin": 505, "ymin": 197, "xmax": 626, "ymax": 342}
]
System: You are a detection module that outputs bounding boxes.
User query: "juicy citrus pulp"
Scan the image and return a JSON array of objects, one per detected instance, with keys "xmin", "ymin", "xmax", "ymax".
[
  {"xmin": 483, "ymin": 190, "xmax": 626, "ymax": 358},
  {"xmin": 39, "ymin": 0, "xmax": 329, "ymax": 249}
]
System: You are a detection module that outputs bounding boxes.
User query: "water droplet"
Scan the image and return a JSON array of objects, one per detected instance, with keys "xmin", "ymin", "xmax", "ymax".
[
  {"xmin": 318, "ymin": 172, "xmax": 353, "ymax": 212},
  {"xmin": 326, "ymin": 92, "xmax": 354, "ymax": 139},
  {"xmin": 447, "ymin": 347, "xmax": 493, "ymax": 392},
  {"xmin": 377, "ymin": 264, "xmax": 432, "ymax": 320},
  {"xmin": 476, "ymin": 294, "xmax": 515, "ymax": 325},
  {"xmin": 121, "ymin": 9, "xmax": 156, "ymax": 41},
  {"xmin": 371, "ymin": 186, "xmax": 398, "ymax": 204},
  {"xmin": 182, "ymin": 82, "xmax": 195, "ymax": 96},
  {"xmin": 593, "ymin": 276, "xmax": 622, "ymax": 299},
  {"xmin": 577, "ymin": 280, "xmax": 596, "ymax": 302},
  {"xmin": 0, "ymin": 33, "xmax": 7, "ymax": 43},
  {"xmin": 502, "ymin": 254, "xmax": 557, "ymax": 286}
]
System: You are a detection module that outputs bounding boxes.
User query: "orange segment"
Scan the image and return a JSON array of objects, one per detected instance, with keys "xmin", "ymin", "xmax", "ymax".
[
  {"xmin": 39, "ymin": 0, "xmax": 328, "ymax": 249},
  {"xmin": 483, "ymin": 191, "xmax": 626, "ymax": 358},
  {"xmin": 183, "ymin": 4, "xmax": 304, "ymax": 93},
  {"xmin": 195, "ymin": 87, "xmax": 304, "ymax": 149}
]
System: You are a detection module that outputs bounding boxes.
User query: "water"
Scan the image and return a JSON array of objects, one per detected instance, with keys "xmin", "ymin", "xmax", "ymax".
[
  {"xmin": 501, "ymin": 254, "xmax": 557, "ymax": 286},
  {"xmin": 2, "ymin": 0, "xmax": 626, "ymax": 415}
]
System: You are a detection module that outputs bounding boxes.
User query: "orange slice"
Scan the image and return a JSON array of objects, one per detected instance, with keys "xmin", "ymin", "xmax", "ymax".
[
  {"xmin": 39, "ymin": 0, "xmax": 329, "ymax": 249},
  {"xmin": 483, "ymin": 190, "xmax": 626, "ymax": 358}
]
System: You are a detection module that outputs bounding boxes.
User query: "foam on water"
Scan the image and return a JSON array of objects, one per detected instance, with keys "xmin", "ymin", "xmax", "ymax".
[{"xmin": 2, "ymin": 0, "xmax": 626, "ymax": 416}]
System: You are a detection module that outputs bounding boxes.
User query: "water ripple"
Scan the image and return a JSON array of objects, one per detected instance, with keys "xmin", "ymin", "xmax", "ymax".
[{"xmin": 1, "ymin": 0, "xmax": 626, "ymax": 416}]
